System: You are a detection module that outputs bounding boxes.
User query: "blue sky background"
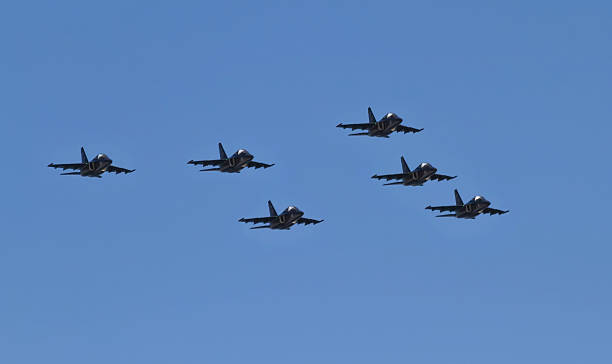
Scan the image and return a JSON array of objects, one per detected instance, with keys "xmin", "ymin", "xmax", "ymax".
[{"xmin": 1, "ymin": 1, "xmax": 611, "ymax": 363}]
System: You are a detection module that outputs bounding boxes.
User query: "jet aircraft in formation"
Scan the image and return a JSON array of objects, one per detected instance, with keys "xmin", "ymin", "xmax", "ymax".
[
  {"xmin": 48, "ymin": 104, "xmax": 508, "ymax": 227},
  {"xmin": 239, "ymin": 201, "xmax": 323, "ymax": 230},
  {"xmin": 336, "ymin": 107, "xmax": 423, "ymax": 138},
  {"xmin": 372, "ymin": 156, "xmax": 456, "ymax": 186},
  {"xmin": 48, "ymin": 147, "xmax": 134, "ymax": 178},
  {"xmin": 426, "ymin": 189, "xmax": 509, "ymax": 219},
  {"xmin": 187, "ymin": 143, "xmax": 274, "ymax": 173}
]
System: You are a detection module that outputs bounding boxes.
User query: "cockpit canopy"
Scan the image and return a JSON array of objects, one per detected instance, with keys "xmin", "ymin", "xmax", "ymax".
[
  {"xmin": 472, "ymin": 196, "xmax": 489, "ymax": 203},
  {"xmin": 284, "ymin": 206, "xmax": 302, "ymax": 214},
  {"xmin": 236, "ymin": 149, "xmax": 251, "ymax": 156},
  {"xmin": 385, "ymin": 112, "xmax": 397, "ymax": 119},
  {"xmin": 94, "ymin": 153, "xmax": 110, "ymax": 161}
]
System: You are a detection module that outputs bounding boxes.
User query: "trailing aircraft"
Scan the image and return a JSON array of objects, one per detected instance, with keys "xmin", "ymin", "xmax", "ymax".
[{"xmin": 48, "ymin": 147, "xmax": 134, "ymax": 177}]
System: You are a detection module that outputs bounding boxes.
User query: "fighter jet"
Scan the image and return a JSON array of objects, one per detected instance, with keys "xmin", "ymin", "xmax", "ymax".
[
  {"xmin": 426, "ymin": 189, "xmax": 509, "ymax": 219},
  {"xmin": 239, "ymin": 201, "xmax": 323, "ymax": 230},
  {"xmin": 48, "ymin": 147, "xmax": 135, "ymax": 177},
  {"xmin": 336, "ymin": 107, "xmax": 423, "ymax": 138},
  {"xmin": 372, "ymin": 156, "xmax": 456, "ymax": 186},
  {"xmin": 187, "ymin": 143, "xmax": 274, "ymax": 173}
]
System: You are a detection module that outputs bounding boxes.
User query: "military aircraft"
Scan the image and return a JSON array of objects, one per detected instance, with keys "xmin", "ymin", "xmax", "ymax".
[
  {"xmin": 48, "ymin": 147, "xmax": 135, "ymax": 177},
  {"xmin": 187, "ymin": 143, "xmax": 274, "ymax": 173},
  {"xmin": 336, "ymin": 107, "xmax": 423, "ymax": 138},
  {"xmin": 239, "ymin": 201, "xmax": 323, "ymax": 230},
  {"xmin": 426, "ymin": 189, "xmax": 509, "ymax": 218},
  {"xmin": 372, "ymin": 156, "xmax": 456, "ymax": 186}
]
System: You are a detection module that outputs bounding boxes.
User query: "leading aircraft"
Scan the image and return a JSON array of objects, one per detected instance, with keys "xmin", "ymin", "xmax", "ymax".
[
  {"xmin": 187, "ymin": 143, "xmax": 274, "ymax": 173},
  {"xmin": 336, "ymin": 107, "xmax": 423, "ymax": 138},
  {"xmin": 239, "ymin": 201, "xmax": 323, "ymax": 230},
  {"xmin": 426, "ymin": 189, "xmax": 509, "ymax": 219},
  {"xmin": 48, "ymin": 147, "xmax": 135, "ymax": 177},
  {"xmin": 372, "ymin": 156, "xmax": 456, "ymax": 186}
]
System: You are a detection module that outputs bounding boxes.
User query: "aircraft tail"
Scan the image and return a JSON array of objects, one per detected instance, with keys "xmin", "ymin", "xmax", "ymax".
[
  {"xmin": 218, "ymin": 142, "xmax": 228, "ymax": 160},
  {"xmin": 81, "ymin": 147, "xmax": 88, "ymax": 164},
  {"xmin": 268, "ymin": 200, "xmax": 278, "ymax": 217},
  {"xmin": 368, "ymin": 107, "xmax": 376, "ymax": 123},
  {"xmin": 401, "ymin": 156, "xmax": 410, "ymax": 174},
  {"xmin": 436, "ymin": 214, "xmax": 456, "ymax": 217},
  {"xmin": 60, "ymin": 172, "xmax": 81, "ymax": 176},
  {"xmin": 250, "ymin": 225, "xmax": 271, "ymax": 230},
  {"xmin": 454, "ymin": 189, "xmax": 464, "ymax": 206}
]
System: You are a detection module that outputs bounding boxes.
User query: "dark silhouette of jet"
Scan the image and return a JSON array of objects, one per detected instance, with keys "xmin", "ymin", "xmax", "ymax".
[
  {"xmin": 372, "ymin": 156, "xmax": 456, "ymax": 186},
  {"xmin": 426, "ymin": 189, "xmax": 509, "ymax": 219},
  {"xmin": 336, "ymin": 107, "xmax": 423, "ymax": 138},
  {"xmin": 188, "ymin": 143, "xmax": 274, "ymax": 173},
  {"xmin": 239, "ymin": 201, "xmax": 323, "ymax": 230},
  {"xmin": 48, "ymin": 147, "xmax": 134, "ymax": 178}
]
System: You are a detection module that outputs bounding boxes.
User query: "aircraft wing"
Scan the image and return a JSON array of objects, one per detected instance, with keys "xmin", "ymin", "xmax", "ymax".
[
  {"xmin": 296, "ymin": 217, "xmax": 324, "ymax": 225},
  {"xmin": 371, "ymin": 173, "xmax": 405, "ymax": 181},
  {"xmin": 429, "ymin": 174, "xmax": 457, "ymax": 181},
  {"xmin": 395, "ymin": 125, "xmax": 423, "ymax": 134},
  {"xmin": 48, "ymin": 163, "xmax": 83, "ymax": 171},
  {"xmin": 187, "ymin": 159, "xmax": 224, "ymax": 167},
  {"xmin": 336, "ymin": 123, "xmax": 371, "ymax": 131},
  {"xmin": 106, "ymin": 165, "xmax": 135, "ymax": 174},
  {"xmin": 426, "ymin": 205, "xmax": 459, "ymax": 212},
  {"xmin": 482, "ymin": 207, "xmax": 509, "ymax": 215},
  {"xmin": 239, "ymin": 217, "xmax": 276, "ymax": 224},
  {"xmin": 246, "ymin": 161, "xmax": 275, "ymax": 169}
]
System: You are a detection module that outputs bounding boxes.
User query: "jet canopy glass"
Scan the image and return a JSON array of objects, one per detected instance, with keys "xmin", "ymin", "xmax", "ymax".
[{"xmin": 94, "ymin": 154, "xmax": 110, "ymax": 160}]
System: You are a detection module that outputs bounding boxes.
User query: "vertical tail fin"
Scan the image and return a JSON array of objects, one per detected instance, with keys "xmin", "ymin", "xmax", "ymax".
[
  {"xmin": 401, "ymin": 156, "xmax": 410, "ymax": 174},
  {"xmin": 368, "ymin": 107, "xmax": 376, "ymax": 123},
  {"xmin": 218, "ymin": 142, "xmax": 228, "ymax": 160},
  {"xmin": 454, "ymin": 189, "xmax": 464, "ymax": 206},
  {"xmin": 80, "ymin": 147, "xmax": 88, "ymax": 164},
  {"xmin": 268, "ymin": 200, "xmax": 278, "ymax": 217}
]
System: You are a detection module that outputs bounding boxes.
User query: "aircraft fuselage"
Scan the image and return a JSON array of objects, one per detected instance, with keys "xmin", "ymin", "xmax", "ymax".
[
  {"xmin": 368, "ymin": 118, "xmax": 403, "ymax": 137},
  {"xmin": 269, "ymin": 209, "xmax": 304, "ymax": 229},
  {"xmin": 80, "ymin": 156, "xmax": 113, "ymax": 177},
  {"xmin": 220, "ymin": 152, "xmax": 254, "ymax": 173},
  {"xmin": 455, "ymin": 200, "xmax": 491, "ymax": 219}
]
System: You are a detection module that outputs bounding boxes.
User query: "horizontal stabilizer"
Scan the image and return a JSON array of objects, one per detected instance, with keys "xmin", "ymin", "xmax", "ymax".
[
  {"xmin": 348, "ymin": 132, "xmax": 369, "ymax": 136},
  {"xmin": 60, "ymin": 172, "xmax": 80, "ymax": 175},
  {"xmin": 200, "ymin": 168, "xmax": 221, "ymax": 172},
  {"xmin": 250, "ymin": 225, "xmax": 271, "ymax": 229},
  {"xmin": 383, "ymin": 181, "xmax": 404, "ymax": 186},
  {"xmin": 436, "ymin": 214, "xmax": 456, "ymax": 217}
]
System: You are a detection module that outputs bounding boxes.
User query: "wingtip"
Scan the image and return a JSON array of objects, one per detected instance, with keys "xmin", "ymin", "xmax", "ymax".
[
  {"xmin": 48, "ymin": 163, "xmax": 53, "ymax": 167},
  {"xmin": 187, "ymin": 160, "xmax": 194, "ymax": 164},
  {"xmin": 371, "ymin": 175, "xmax": 378, "ymax": 179},
  {"xmin": 425, "ymin": 205, "xmax": 432, "ymax": 209},
  {"xmin": 336, "ymin": 123, "xmax": 343, "ymax": 127}
]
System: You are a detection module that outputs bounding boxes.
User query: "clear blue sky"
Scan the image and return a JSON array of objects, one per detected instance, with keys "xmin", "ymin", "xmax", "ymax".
[{"xmin": 1, "ymin": 1, "xmax": 611, "ymax": 363}]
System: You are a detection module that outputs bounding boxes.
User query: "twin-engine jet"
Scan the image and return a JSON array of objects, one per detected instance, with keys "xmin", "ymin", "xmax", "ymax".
[
  {"xmin": 372, "ymin": 156, "xmax": 456, "ymax": 186},
  {"xmin": 426, "ymin": 189, "xmax": 509, "ymax": 219},
  {"xmin": 239, "ymin": 201, "xmax": 323, "ymax": 230},
  {"xmin": 336, "ymin": 107, "xmax": 423, "ymax": 138},
  {"xmin": 48, "ymin": 147, "xmax": 135, "ymax": 177},
  {"xmin": 187, "ymin": 143, "xmax": 274, "ymax": 173}
]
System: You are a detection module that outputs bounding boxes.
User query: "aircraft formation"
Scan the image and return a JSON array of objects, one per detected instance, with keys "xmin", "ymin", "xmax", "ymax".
[{"xmin": 48, "ymin": 106, "xmax": 508, "ymax": 228}]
